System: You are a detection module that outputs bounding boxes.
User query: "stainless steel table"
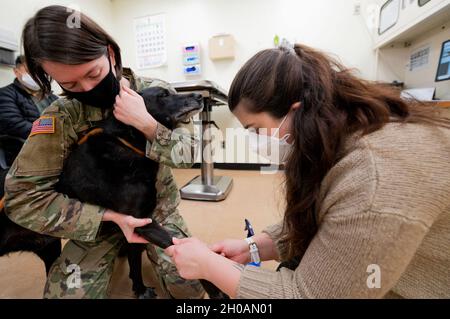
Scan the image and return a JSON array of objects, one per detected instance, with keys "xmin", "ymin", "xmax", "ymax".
[{"xmin": 171, "ymin": 80, "xmax": 233, "ymax": 201}]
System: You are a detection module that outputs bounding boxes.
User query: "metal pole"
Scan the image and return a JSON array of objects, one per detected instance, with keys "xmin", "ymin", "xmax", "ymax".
[{"xmin": 201, "ymin": 99, "xmax": 214, "ymax": 185}]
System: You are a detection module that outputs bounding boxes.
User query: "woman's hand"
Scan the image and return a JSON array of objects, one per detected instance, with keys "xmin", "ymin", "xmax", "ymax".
[
  {"xmin": 210, "ymin": 239, "xmax": 250, "ymax": 264},
  {"xmin": 113, "ymin": 85, "xmax": 158, "ymax": 140},
  {"xmin": 212, "ymin": 233, "xmax": 280, "ymax": 263},
  {"xmin": 165, "ymin": 237, "xmax": 218, "ymax": 280},
  {"xmin": 165, "ymin": 237, "xmax": 243, "ymax": 298},
  {"xmin": 102, "ymin": 209, "xmax": 151, "ymax": 244}
]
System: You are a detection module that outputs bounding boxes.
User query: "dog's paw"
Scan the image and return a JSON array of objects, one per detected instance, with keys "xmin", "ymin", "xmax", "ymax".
[
  {"xmin": 137, "ymin": 287, "xmax": 158, "ymax": 299},
  {"xmin": 208, "ymin": 291, "xmax": 230, "ymax": 299}
]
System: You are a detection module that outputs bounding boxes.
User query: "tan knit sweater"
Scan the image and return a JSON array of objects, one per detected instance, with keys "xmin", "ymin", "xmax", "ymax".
[{"xmin": 237, "ymin": 122, "xmax": 450, "ymax": 299}]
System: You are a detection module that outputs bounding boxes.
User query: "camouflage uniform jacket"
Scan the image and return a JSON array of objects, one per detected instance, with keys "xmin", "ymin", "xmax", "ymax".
[{"xmin": 4, "ymin": 68, "xmax": 197, "ymax": 241}]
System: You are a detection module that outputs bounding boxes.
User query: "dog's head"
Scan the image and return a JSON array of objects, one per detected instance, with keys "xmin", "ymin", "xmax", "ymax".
[
  {"xmin": 140, "ymin": 87, "xmax": 203, "ymax": 130},
  {"xmin": 102, "ymin": 87, "xmax": 203, "ymax": 150}
]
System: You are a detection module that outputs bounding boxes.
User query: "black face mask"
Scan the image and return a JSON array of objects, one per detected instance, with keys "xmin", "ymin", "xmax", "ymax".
[{"xmin": 62, "ymin": 55, "xmax": 120, "ymax": 109}]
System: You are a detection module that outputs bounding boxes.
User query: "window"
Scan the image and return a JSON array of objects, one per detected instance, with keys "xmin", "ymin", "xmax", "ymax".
[{"xmin": 379, "ymin": 0, "xmax": 401, "ymax": 35}]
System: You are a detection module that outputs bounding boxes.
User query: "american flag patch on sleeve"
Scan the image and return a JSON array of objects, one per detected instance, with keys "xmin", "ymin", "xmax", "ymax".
[{"xmin": 30, "ymin": 116, "xmax": 56, "ymax": 136}]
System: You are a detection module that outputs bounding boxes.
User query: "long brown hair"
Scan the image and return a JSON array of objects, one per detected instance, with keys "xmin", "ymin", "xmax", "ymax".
[
  {"xmin": 22, "ymin": 5, "xmax": 122, "ymax": 95},
  {"xmin": 229, "ymin": 44, "xmax": 446, "ymax": 260}
]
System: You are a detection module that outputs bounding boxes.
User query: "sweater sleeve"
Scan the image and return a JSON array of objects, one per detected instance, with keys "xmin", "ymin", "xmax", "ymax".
[
  {"xmin": 237, "ymin": 138, "xmax": 432, "ymax": 299},
  {"xmin": 237, "ymin": 211, "xmax": 429, "ymax": 298},
  {"xmin": 262, "ymin": 222, "xmax": 289, "ymax": 261}
]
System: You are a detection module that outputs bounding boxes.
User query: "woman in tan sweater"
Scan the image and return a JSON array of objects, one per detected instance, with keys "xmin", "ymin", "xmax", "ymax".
[{"xmin": 165, "ymin": 44, "xmax": 450, "ymax": 298}]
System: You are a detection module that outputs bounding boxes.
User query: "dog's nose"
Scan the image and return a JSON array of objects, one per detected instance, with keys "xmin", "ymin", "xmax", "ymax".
[{"xmin": 192, "ymin": 93, "xmax": 203, "ymax": 102}]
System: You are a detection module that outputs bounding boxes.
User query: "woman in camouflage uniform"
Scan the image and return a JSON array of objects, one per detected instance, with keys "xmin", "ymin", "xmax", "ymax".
[{"xmin": 4, "ymin": 5, "xmax": 204, "ymax": 299}]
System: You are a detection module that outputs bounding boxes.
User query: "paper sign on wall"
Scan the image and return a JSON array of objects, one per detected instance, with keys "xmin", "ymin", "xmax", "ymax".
[
  {"xmin": 409, "ymin": 45, "xmax": 430, "ymax": 72},
  {"xmin": 134, "ymin": 13, "xmax": 167, "ymax": 69}
]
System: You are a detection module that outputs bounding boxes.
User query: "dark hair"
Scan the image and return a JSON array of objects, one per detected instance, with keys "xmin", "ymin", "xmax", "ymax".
[
  {"xmin": 229, "ymin": 44, "xmax": 447, "ymax": 260},
  {"xmin": 22, "ymin": 5, "xmax": 122, "ymax": 95},
  {"xmin": 15, "ymin": 55, "xmax": 25, "ymax": 67}
]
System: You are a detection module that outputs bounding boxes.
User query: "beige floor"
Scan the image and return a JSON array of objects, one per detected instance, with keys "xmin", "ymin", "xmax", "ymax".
[{"xmin": 0, "ymin": 168, "xmax": 285, "ymax": 299}]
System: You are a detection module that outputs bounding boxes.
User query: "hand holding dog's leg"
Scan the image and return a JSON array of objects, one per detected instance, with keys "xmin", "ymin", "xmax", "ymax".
[
  {"xmin": 211, "ymin": 233, "xmax": 279, "ymax": 263},
  {"xmin": 103, "ymin": 209, "xmax": 151, "ymax": 244},
  {"xmin": 165, "ymin": 237, "xmax": 241, "ymax": 298},
  {"xmin": 210, "ymin": 239, "xmax": 251, "ymax": 264}
]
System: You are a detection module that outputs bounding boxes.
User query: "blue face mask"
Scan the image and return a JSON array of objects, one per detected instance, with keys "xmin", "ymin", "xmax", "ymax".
[{"xmin": 63, "ymin": 55, "xmax": 120, "ymax": 109}]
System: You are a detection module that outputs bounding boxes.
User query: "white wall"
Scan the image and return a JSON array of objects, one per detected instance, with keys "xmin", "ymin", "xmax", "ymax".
[
  {"xmin": 110, "ymin": 0, "xmax": 377, "ymax": 162},
  {"xmin": 0, "ymin": 0, "xmax": 378, "ymax": 163},
  {"xmin": 111, "ymin": 0, "xmax": 377, "ymax": 87},
  {"xmin": 0, "ymin": 0, "xmax": 114, "ymax": 87}
]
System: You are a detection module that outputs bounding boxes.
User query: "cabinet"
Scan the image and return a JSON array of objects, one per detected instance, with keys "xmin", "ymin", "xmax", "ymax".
[{"xmin": 374, "ymin": 0, "xmax": 450, "ymax": 49}]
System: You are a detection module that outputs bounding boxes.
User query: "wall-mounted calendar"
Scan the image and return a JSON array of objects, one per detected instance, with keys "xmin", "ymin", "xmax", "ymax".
[{"xmin": 134, "ymin": 13, "xmax": 167, "ymax": 69}]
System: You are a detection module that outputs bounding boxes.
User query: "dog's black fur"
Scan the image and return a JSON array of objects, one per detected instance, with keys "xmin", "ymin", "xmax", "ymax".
[
  {"xmin": 56, "ymin": 87, "xmax": 227, "ymax": 299},
  {"xmin": 0, "ymin": 87, "xmax": 228, "ymax": 299},
  {"xmin": 55, "ymin": 87, "xmax": 205, "ymax": 298}
]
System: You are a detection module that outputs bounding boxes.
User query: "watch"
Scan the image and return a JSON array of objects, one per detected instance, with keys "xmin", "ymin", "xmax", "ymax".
[{"xmin": 245, "ymin": 237, "xmax": 261, "ymax": 267}]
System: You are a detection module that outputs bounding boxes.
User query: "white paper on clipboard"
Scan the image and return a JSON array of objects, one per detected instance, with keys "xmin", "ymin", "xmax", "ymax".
[
  {"xmin": 401, "ymin": 88, "xmax": 435, "ymax": 101},
  {"xmin": 134, "ymin": 13, "xmax": 167, "ymax": 69}
]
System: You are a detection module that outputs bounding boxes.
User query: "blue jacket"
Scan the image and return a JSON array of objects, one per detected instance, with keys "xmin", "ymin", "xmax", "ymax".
[{"xmin": 0, "ymin": 79, "xmax": 58, "ymax": 139}]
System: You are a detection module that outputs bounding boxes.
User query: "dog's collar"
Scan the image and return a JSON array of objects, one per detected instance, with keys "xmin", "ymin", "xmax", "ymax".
[
  {"xmin": 77, "ymin": 128, "xmax": 104, "ymax": 145},
  {"xmin": 116, "ymin": 137, "xmax": 145, "ymax": 157},
  {"xmin": 78, "ymin": 128, "xmax": 145, "ymax": 157}
]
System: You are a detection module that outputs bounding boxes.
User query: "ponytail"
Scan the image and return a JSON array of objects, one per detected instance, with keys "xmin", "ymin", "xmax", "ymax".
[{"xmin": 229, "ymin": 43, "xmax": 445, "ymax": 260}]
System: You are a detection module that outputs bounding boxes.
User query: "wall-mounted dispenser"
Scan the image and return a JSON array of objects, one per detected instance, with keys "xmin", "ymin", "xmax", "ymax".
[
  {"xmin": 209, "ymin": 34, "xmax": 235, "ymax": 61},
  {"xmin": 182, "ymin": 43, "xmax": 202, "ymax": 76}
]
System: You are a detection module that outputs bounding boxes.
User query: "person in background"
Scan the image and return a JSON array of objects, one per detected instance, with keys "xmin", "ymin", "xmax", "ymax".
[{"xmin": 0, "ymin": 55, "xmax": 58, "ymax": 139}]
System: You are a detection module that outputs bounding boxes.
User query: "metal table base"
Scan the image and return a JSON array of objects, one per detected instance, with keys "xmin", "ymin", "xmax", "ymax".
[
  {"xmin": 180, "ymin": 175, "xmax": 233, "ymax": 201},
  {"xmin": 172, "ymin": 80, "xmax": 233, "ymax": 202}
]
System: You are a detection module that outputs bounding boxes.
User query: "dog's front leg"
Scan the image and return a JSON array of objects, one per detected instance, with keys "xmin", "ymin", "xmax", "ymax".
[
  {"xmin": 134, "ymin": 222, "xmax": 173, "ymax": 249},
  {"xmin": 127, "ymin": 244, "xmax": 157, "ymax": 299}
]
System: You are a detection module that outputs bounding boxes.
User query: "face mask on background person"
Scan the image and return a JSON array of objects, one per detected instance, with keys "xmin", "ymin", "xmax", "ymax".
[
  {"xmin": 249, "ymin": 114, "xmax": 293, "ymax": 165},
  {"xmin": 62, "ymin": 54, "xmax": 120, "ymax": 109},
  {"xmin": 21, "ymin": 73, "xmax": 41, "ymax": 91}
]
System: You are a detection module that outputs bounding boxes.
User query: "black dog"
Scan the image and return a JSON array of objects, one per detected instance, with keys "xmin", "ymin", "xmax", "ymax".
[
  {"xmin": 0, "ymin": 87, "xmax": 227, "ymax": 299},
  {"xmin": 55, "ymin": 87, "xmax": 227, "ymax": 299},
  {"xmin": 0, "ymin": 136, "xmax": 62, "ymax": 275}
]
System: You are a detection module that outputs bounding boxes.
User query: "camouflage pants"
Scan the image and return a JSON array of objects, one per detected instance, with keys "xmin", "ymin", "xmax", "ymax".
[{"xmin": 43, "ymin": 211, "xmax": 205, "ymax": 299}]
